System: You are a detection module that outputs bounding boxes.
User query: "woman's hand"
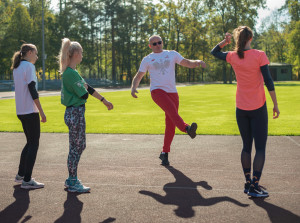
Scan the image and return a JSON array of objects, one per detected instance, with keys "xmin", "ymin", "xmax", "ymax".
[
  {"xmin": 225, "ymin": 32, "xmax": 232, "ymax": 45},
  {"xmin": 40, "ymin": 111, "xmax": 47, "ymax": 123},
  {"xmin": 103, "ymin": 99, "xmax": 113, "ymax": 110},
  {"xmin": 219, "ymin": 33, "xmax": 232, "ymax": 48},
  {"xmin": 273, "ymin": 105, "xmax": 280, "ymax": 119}
]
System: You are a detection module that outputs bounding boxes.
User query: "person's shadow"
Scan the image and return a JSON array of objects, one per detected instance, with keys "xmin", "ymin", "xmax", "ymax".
[
  {"xmin": 54, "ymin": 190, "xmax": 83, "ymax": 223},
  {"xmin": 0, "ymin": 185, "xmax": 31, "ymax": 223},
  {"xmin": 139, "ymin": 166, "xmax": 249, "ymax": 218},
  {"xmin": 251, "ymin": 197, "xmax": 300, "ymax": 223},
  {"xmin": 99, "ymin": 217, "xmax": 116, "ymax": 223}
]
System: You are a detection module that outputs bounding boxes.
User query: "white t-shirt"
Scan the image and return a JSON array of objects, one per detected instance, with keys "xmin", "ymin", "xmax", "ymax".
[
  {"xmin": 139, "ymin": 50, "xmax": 184, "ymax": 93},
  {"xmin": 13, "ymin": 61, "xmax": 39, "ymax": 115}
]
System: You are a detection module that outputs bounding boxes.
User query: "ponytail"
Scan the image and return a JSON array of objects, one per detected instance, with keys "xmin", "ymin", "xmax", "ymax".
[
  {"xmin": 11, "ymin": 51, "xmax": 22, "ymax": 70},
  {"xmin": 58, "ymin": 38, "xmax": 82, "ymax": 73},
  {"xmin": 11, "ymin": 44, "xmax": 36, "ymax": 70},
  {"xmin": 58, "ymin": 38, "xmax": 71, "ymax": 73},
  {"xmin": 233, "ymin": 26, "xmax": 253, "ymax": 59}
]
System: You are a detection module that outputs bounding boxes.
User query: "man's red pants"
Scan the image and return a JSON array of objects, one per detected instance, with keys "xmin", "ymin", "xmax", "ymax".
[{"xmin": 151, "ymin": 89, "xmax": 188, "ymax": 153}]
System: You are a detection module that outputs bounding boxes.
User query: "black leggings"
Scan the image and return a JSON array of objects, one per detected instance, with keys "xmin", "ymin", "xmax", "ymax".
[
  {"xmin": 17, "ymin": 113, "xmax": 40, "ymax": 182},
  {"xmin": 236, "ymin": 103, "xmax": 268, "ymax": 174}
]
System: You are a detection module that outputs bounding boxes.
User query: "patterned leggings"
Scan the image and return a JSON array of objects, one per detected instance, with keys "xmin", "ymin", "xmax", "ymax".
[{"xmin": 64, "ymin": 106, "xmax": 86, "ymax": 178}]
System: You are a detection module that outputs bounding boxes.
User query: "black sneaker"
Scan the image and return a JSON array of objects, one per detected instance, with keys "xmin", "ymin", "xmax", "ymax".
[
  {"xmin": 247, "ymin": 185, "xmax": 269, "ymax": 197},
  {"xmin": 244, "ymin": 182, "xmax": 251, "ymax": 194},
  {"xmin": 159, "ymin": 153, "xmax": 170, "ymax": 166},
  {"xmin": 186, "ymin": 123, "xmax": 197, "ymax": 139}
]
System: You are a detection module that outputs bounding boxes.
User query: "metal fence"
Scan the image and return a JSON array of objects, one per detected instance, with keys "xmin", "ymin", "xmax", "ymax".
[{"xmin": 0, "ymin": 79, "xmax": 132, "ymax": 92}]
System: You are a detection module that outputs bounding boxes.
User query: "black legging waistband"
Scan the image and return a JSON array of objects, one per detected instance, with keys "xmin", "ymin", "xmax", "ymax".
[{"xmin": 67, "ymin": 104, "xmax": 85, "ymax": 109}]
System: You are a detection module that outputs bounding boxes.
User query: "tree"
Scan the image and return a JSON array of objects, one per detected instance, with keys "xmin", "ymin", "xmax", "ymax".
[
  {"xmin": 205, "ymin": 0, "xmax": 266, "ymax": 83},
  {"xmin": 0, "ymin": 3, "xmax": 33, "ymax": 78}
]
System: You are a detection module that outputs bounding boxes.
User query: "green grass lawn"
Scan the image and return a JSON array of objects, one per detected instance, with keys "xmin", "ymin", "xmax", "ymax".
[{"xmin": 0, "ymin": 82, "xmax": 299, "ymax": 135}]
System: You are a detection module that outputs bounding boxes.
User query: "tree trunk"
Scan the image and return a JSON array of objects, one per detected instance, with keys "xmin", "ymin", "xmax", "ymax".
[{"xmin": 111, "ymin": 13, "xmax": 116, "ymax": 83}]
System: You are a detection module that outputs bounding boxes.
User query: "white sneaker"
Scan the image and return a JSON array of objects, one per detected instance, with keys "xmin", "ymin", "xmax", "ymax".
[
  {"xmin": 21, "ymin": 179, "xmax": 44, "ymax": 189},
  {"xmin": 15, "ymin": 174, "xmax": 24, "ymax": 183}
]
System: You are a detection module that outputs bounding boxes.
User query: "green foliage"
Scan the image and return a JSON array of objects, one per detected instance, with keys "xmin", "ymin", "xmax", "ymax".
[
  {"xmin": 0, "ymin": 3, "xmax": 33, "ymax": 76},
  {"xmin": 287, "ymin": 21, "xmax": 300, "ymax": 77},
  {"xmin": 0, "ymin": 83, "xmax": 299, "ymax": 135},
  {"xmin": 0, "ymin": 0, "xmax": 298, "ymax": 81}
]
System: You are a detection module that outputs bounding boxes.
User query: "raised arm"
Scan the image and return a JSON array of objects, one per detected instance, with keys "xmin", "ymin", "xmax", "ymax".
[
  {"xmin": 131, "ymin": 71, "xmax": 146, "ymax": 98},
  {"xmin": 211, "ymin": 33, "xmax": 232, "ymax": 61},
  {"xmin": 179, "ymin": 59, "xmax": 206, "ymax": 68}
]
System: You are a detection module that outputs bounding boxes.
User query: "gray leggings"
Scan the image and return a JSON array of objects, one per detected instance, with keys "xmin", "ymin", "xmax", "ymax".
[{"xmin": 64, "ymin": 106, "xmax": 86, "ymax": 178}]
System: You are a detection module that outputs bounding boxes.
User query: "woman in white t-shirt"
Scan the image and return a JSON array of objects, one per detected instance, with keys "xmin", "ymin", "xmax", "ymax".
[{"xmin": 12, "ymin": 44, "xmax": 46, "ymax": 189}]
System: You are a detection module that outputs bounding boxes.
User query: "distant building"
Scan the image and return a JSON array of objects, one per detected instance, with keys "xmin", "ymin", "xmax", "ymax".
[{"xmin": 269, "ymin": 63, "xmax": 293, "ymax": 81}]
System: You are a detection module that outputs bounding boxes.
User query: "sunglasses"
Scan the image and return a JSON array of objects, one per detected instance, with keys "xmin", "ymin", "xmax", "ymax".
[{"xmin": 152, "ymin": 41, "xmax": 162, "ymax": 46}]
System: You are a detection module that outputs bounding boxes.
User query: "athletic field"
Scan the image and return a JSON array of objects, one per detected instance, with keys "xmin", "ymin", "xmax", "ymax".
[
  {"xmin": 0, "ymin": 83, "xmax": 299, "ymax": 222},
  {"xmin": 0, "ymin": 82, "xmax": 299, "ymax": 135}
]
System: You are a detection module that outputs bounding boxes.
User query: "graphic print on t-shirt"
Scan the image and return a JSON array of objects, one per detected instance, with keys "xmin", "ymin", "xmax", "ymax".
[
  {"xmin": 152, "ymin": 58, "xmax": 171, "ymax": 75},
  {"xmin": 75, "ymin": 79, "xmax": 86, "ymax": 89}
]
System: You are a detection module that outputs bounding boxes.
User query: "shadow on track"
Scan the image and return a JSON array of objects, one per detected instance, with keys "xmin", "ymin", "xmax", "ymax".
[
  {"xmin": 139, "ymin": 166, "xmax": 249, "ymax": 218},
  {"xmin": 0, "ymin": 185, "xmax": 31, "ymax": 223},
  {"xmin": 251, "ymin": 197, "xmax": 300, "ymax": 223},
  {"xmin": 54, "ymin": 190, "xmax": 83, "ymax": 223},
  {"xmin": 100, "ymin": 217, "xmax": 116, "ymax": 223}
]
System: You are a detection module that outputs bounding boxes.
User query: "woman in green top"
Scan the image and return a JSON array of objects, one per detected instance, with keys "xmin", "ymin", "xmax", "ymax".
[{"xmin": 59, "ymin": 38, "xmax": 113, "ymax": 193}]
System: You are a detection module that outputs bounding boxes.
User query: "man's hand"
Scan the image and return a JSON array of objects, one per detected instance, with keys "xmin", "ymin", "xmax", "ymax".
[
  {"xmin": 131, "ymin": 88, "xmax": 139, "ymax": 98},
  {"xmin": 196, "ymin": 60, "xmax": 206, "ymax": 68}
]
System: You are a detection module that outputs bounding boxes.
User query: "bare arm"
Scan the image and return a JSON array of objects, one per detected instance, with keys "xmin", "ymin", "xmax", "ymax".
[
  {"xmin": 33, "ymin": 99, "xmax": 46, "ymax": 122},
  {"xmin": 179, "ymin": 59, "xmax": 206, "ymax": 69},
  {"xmin": 131, "ymin": 71, "xmax": 146, "ymax": 98},
  {"xmin": 83, "ymin": 83, "xmax": 113, "ymax": 110},
  {"xmin": 268, "ymin": 90, "xmax": 280, "ymax": 119},
  {"xmin": 92, "ymin": 91, "xmax": 114, "ymax": 110}
]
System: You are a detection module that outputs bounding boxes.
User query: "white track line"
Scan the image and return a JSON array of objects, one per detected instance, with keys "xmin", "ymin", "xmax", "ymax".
[
  {"xmin": 0, "ymin": 162, "xmax": 299, "ymax": 175},
  {"xmin": 285, "ymin": 136, "xmax": 300, "ymax": 147},
  {"xmin": 3, "ymin": 178, "xmax": 300, "ymax": 195}
]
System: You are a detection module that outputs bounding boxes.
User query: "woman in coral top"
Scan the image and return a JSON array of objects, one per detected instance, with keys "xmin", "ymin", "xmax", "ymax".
[{"xmin": 211, "ymin": 26, "xmax": 280, "ymax": 198}]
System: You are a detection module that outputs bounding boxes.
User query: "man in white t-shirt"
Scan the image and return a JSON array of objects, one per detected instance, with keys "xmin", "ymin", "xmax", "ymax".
[{"xmin": 131, "ymin": 35, "xmax": 206, "ymax": 166}]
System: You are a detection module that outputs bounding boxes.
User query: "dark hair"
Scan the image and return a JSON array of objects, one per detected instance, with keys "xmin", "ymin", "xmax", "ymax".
[
  {"xmin": 11, "ymin": 44, "xmax": 37, "ymax": 70},
  {"xmin": 233, "ymin": 26, "xmax": 253, "ymax": 59}
]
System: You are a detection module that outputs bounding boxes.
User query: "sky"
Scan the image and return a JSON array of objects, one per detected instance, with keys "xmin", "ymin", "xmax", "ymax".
[{"xmin": 50, "ymin": 0, "xmax": 286, "ymax": 30}]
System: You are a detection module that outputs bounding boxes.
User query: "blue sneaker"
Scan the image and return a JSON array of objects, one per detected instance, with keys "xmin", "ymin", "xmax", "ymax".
[
  {"xmin": 67, "ymin": 180, "xmax": 90, "ymax": 193},
  {"xmin": 247, "ymin": 185, "xmax": 269, "ymax": 197},
  {"xmin": 65, "ymin": 178, "xmax": 82, "ymax": 188}
]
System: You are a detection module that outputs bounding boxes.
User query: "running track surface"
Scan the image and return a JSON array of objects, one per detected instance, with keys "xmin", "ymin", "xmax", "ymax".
[{"xmin": 0, "ymin": 133, "xmax": 299, "ymax": 223}]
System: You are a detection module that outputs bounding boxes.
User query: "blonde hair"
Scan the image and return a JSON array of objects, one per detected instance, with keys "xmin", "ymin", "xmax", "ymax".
[
  {"xmin": 11, "ymin": 44, "xmax": 37, "ymax": 70},
  {"xmin": 58, "ymin": 38, "xmax": 82, "ymax": 72},
  {"xmin": 233, "ymin": 26, "xmax": 253, "ymax": 59}
]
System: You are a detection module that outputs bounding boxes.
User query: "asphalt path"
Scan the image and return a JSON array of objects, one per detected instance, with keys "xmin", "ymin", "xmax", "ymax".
[{"xmin": 0, "ymin": 133, "xmax": 299, "ymax": 223}]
